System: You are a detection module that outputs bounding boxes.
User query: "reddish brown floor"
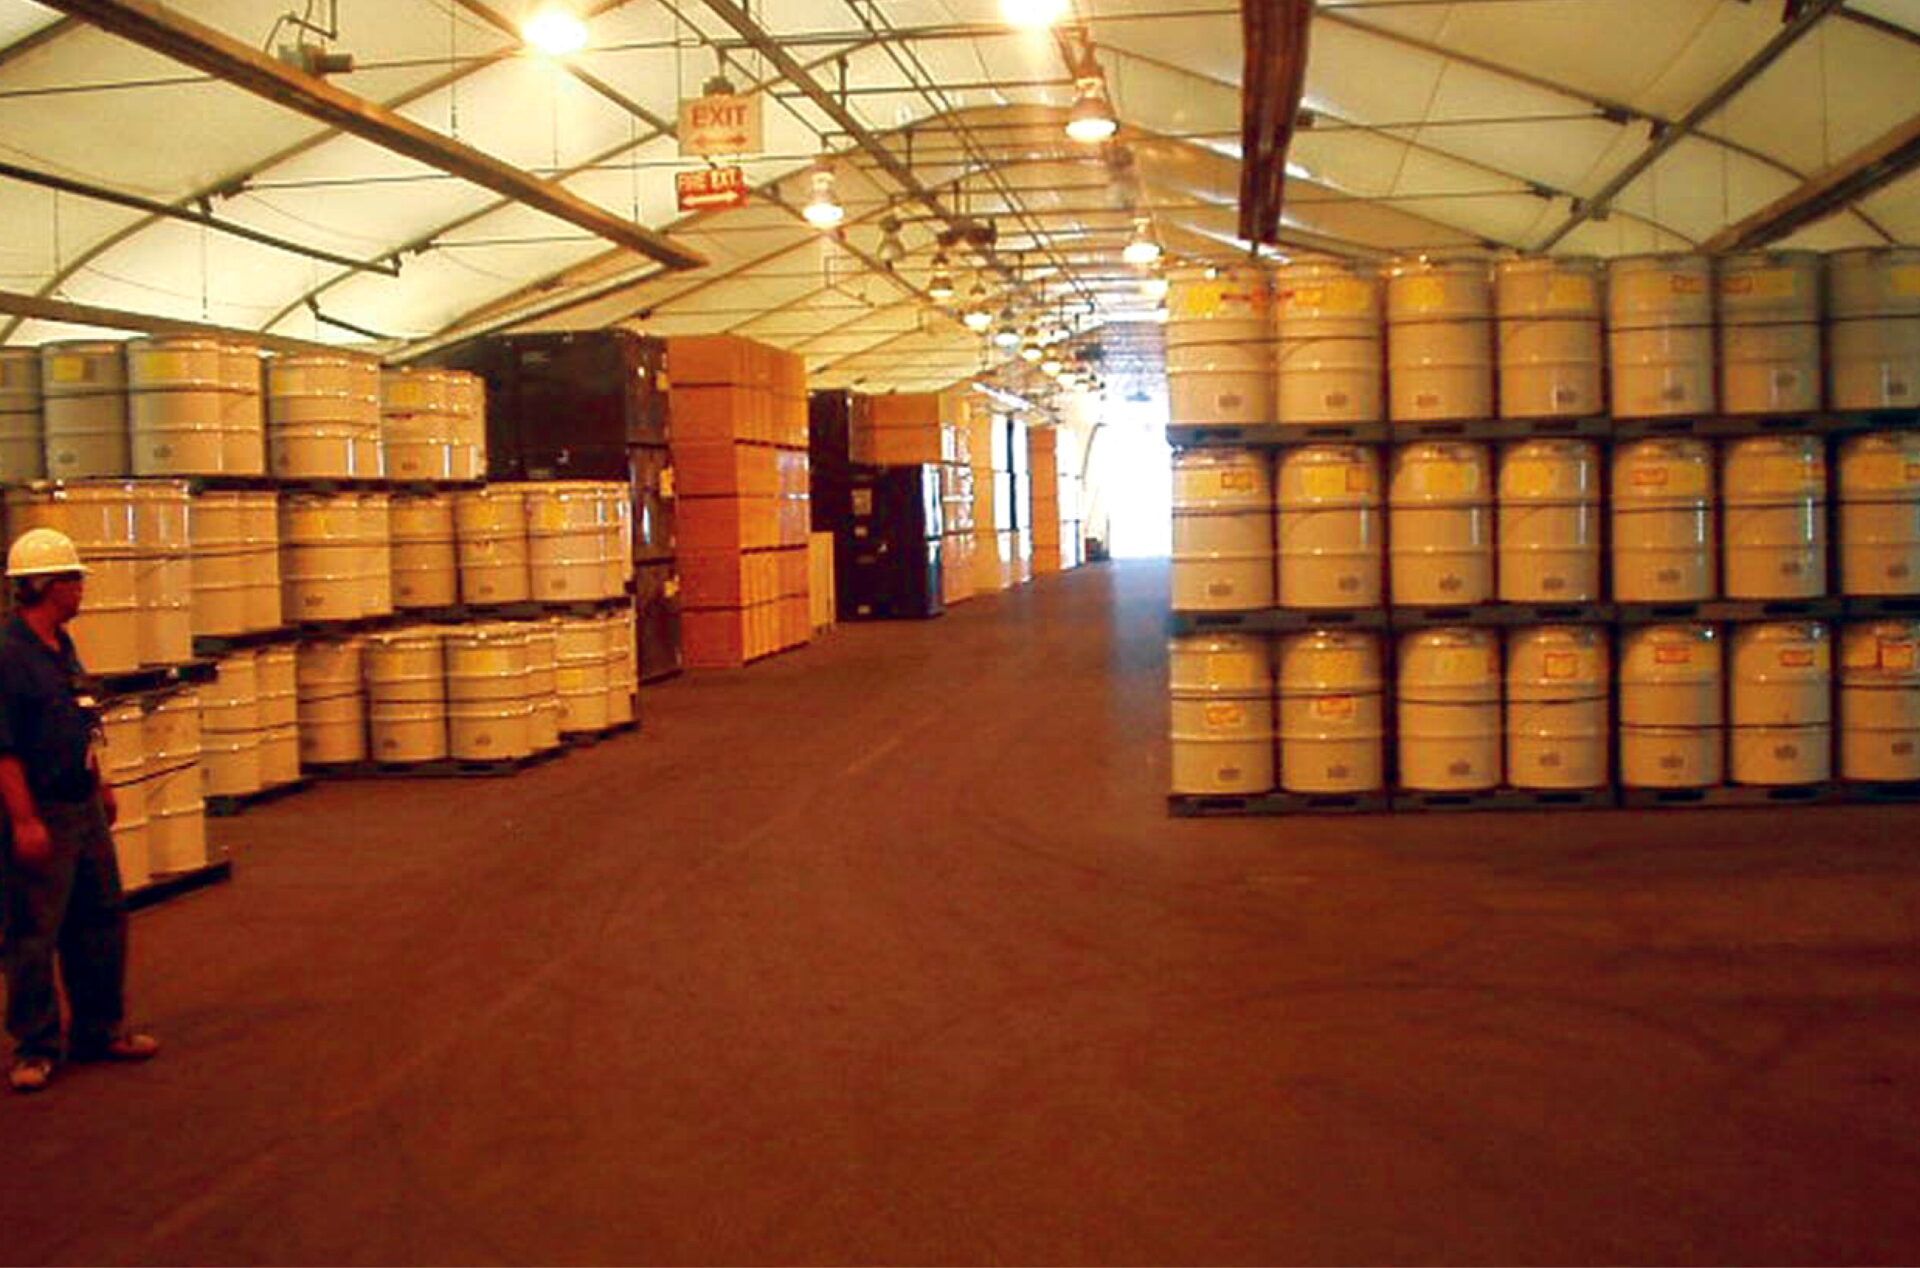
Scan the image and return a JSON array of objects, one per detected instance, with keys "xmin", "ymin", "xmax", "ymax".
[{"xmin": 3, "ymin": 560, "xmax": 1919, "ymax": 1265}]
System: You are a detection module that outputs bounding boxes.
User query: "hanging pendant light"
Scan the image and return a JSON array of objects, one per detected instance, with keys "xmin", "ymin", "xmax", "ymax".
[
  {"xmin": 1065, "ymin": 78, "xmax": 1117, "ymax": 144},
  {"xmin": 927, "ymin": 253, "xmax": 955, "ymax": 301},
  {"xmin": 1122, "ymin": 217, "xmax": 1161, "ymax": 266},
  {"xmin": 802, "ymin": 160, "xmax": 844, "ymax": 228},
  {"xmin": 1001, "ymin": 0, "xmax": 1069, "ymax": 29}
]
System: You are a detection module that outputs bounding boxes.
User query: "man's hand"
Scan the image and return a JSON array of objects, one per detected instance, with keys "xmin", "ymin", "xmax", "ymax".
[
  {"xmin": 100, "ymin": 783, "xmax": 118, "ymax": 828},
  {"xmin": 10, "ymin": 816, "xmax": 51, "ymax": 868}
]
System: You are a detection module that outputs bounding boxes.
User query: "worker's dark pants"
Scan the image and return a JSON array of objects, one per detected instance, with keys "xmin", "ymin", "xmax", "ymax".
[{"xmin": 1, "ymin": 798, "xmax": 127, "ymax": 1060}]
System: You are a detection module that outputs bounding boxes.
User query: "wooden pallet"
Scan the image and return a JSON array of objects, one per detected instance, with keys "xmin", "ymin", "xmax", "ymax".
[
  {"xmin": 1390, "ymin": 786, "xmax": 1617, "ymax": 813},
  {"xmin": 1167, "ymin": 790, "xmax": 1391, "ymax": 817},
  {"xmin": 1617, "ymin": 782, "xmax": 1842, "ymax": 809},
  {"xmin": 127, "ymin": 860, "xmax": 233, "ymax": 912},
  {"xmin": 205, "ymin": 778, "xmax": 313, "ymax": 818}
]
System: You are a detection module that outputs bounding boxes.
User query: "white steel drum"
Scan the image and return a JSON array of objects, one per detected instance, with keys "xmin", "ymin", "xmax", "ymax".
[
  {"xmin": 188, "ymin": 492, "xmax": 251, "ymax": 637},
  {"xmin": 0, "ymin": 348, "xmax": 45, "ymax": 481},
  {"xmin": 1275, "ymin": 445, "xmax": 1382, "ymax": 608},
  {"xmin": 1388, "ymin": 442, "xmax": 1493, "ymax": 606},
  {"xmin": 218, "ymin": 341, "xmax": 266, "ymax": 476},
  {"xmin": 1730, "ymin": 621, "xmax": 1832, "ymax": 785},
  {"xmin": 130, "ymin": 481, "xmax": 192, "ymax": 666},
  {"xmin": 254, "ymin": 644, "xmax": 300, "ymax": 787},
  {"xmin": 1396, "ymin": 627, "xmax": 1501, "ymax": 792},
  {"xmin": 381, "ymin": 368, "xmax": 458, "ymax": 481},
  {"xmin": 1840, "ymin": 620, "xmax": 1920, "ymax": 782},
  {"xmin": 390, "ymin": 492, "xmax": 458, "ymax": 609},
  {"xmin": 1838, "ymin": 430, "xmax": 1920, "ymax": 595},
  {"xmin": 1165, "ymin": 268, "xmax": 1275, "ymax": 427},
  {"xmin": 1276, "ymin": 628, "xmax": 1385, "ymax": 793},
  {"xmin": 1505, "ymin": 624, "xmax": 1609, "ymax": 790},
  {"xmin": 143, "ymin": 688, "xmax": 206, "ymax": 873},
  {"xmin": 1608, "ymin": 254, "xmax": 1716, "ymax": 418},
  {"xmin": 1827, "ymin": 247, "xmax": 1920, "ymax": 411},
  {"xmin": 1718, "ymin": 251, "xmax": 1823, "ymax": 416},
  {"xmin": 1611, "ymin": 438, "xmax": 1716, "ymax": 602},
  {"xmin": 126, "ymin": 336, "xmax": 225, "ymax": 476},
  {"xmin": 603, "ymin": 607, "xmax": 637, "ymax": 726},
  {"xmin": 1273, "ymin": 259, "xmax": 1383, "ymax": 425},
  {"xmin": 99, "ymin": 700, "xmax": 150, "ymax": 892},
  {"xmin": 1387, "ymin": 257, "xmax": 1494, "ymax": 423},
  {"xmin": 201, "ymin": 650, "xmax": 264, "ymax": 798},
  {"xmin": 446, "ymin": 371, "xmax": 487, "ymax": 481},
  {"xmin": 1721, "ymin": 436, "xmax": 1827, "ymax": 600},
  {"xmin": 444, "ymin": 624, "xmax": 535, "ymax": 761},
  {"xmin": 455, "ymin": 486, "xmax": 531, "ymax": 605},
  {"xmin": 524, "ymin": 481, "xmax": 613, "ymax": 601},
  {"xmin": 40, "ymin": 341, "xmax": 129, "ymax": 478},
  {"xmin": 364, "ymin": 627, "xmax": 447, "ymax": 763},
  {"xmin": 356, "ymin": 492, "xmax": 394, "ymax": 617},
  {"xmin": 1619, "ymin": 624, "xmax": 1724, "ymax": 789},
  {"xmin": 1495, "ymin": 256, "xmax": 1603, "ymax": 419},
  {"xmin": 523, "ymin": 623, "xmax": 562, "ymax": 752},
  {"xmin": 281, "ymin": 493, "xmax": 366, "ymax": 622},
  {"xmin": 296, "ymin": 637, "xmax": 367, "ymax": 766},
  {"xmin": 1497, "ymin": 440, "xmax": 1601, "ymax": 603},
  {"xmin": 1168, "ymin": 632, "xmax": 1275, "ymax": 795},
  {"xmin": 553, "ymin": 615, "xmax": 612, "ymax": 736},
  {"xmin": 267, "ymin": 352, "xmax": 382, "ymax": 479},
  {"xmin": 5, "ymin": 482, "xmax": 141, "ymax": 673},
  {"xmin": 241, "ymin": 492, "xmax": 282, "ymax": 631},
  {"xmin": 1171, "ymin": 448, "xmax": 1274, "ymax": 612}
]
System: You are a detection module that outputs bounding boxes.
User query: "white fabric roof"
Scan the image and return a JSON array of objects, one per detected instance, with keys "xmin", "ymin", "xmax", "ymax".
[{"xmin": 0, "ymin": 0, "xmax": 1914, "ymax": 390}]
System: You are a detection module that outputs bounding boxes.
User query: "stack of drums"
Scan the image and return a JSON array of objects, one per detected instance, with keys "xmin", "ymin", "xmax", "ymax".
[
  {"xmin": 99, "ymin": 700, "xmax": 150, "ymax": 891},
  {"xmin": 1396, "ymin": 627, "xmax": 1501, "ymax": 791},
  {"xmin": 1388, "ymin": 443, "xmax": 1492, "ymax": 605},
  {"xmin": 1827, "ymin": 247, "xmax": 1920, "ymax": 411},
  {"xmin": 1168, "ymin": 632, "xmax": 1273, "ymax": 795},
  {"xmin": 1611, "ymin": 438, "xmax": 1716, "ymax": 602},
  {"xmin": 552, "ymin": 615, "xmax": 612, "ymax": 737},
  {"xmin": 256, "ymin": 645, "xmax": 300, "ymax": 787},
  {"xmin": 1495, "ymin": 257, "xmax": 1603, "ymax": 419},
  {"xmin": 603, "ymin": 484, "xmax": 634, "ymax": 596},
  {"xmin": 364, "ymin": 627, "xmax": 447, "ymax": 763},
  {"xmin": 381, "ymin": 368, "xmax": 458, "ymax": 481},
  {"xmin": 1837, "ymin": 430, "xmax": 1920, "ymax": 595},
  {"xmin": 296, "ymin": 638, "xmax": 367, "ymax": 766},
  {"xmin": 131, "ymin": 482, "xmax": 192, "ymax": 668},
  {"xmin": 524, "ymin": 623, "xmax": 562, "ymax": 752},
  {"xmin": 1497, "ymin": 440, "xmax": 1601, "ymax": 602},
  {"xmin": 1609, "ymin": 254, "xmax": 1715, "ymax": 419},
  {"xmin": 6, "ymin": 483, "xmax": 142, "ymax": 672},
  {"xmin": 525, "ymin": 482, "xmax": 615, "ymax": 601},
  {"xmin": 455, "ymin": 487, "xmax": 531, "ymax": 605},
  {"xmin": 0, "ymin": 349, "xmax": 43, "ymax": 480},
  {"xmin": 1840, "ymin": 620, "xmax": 1920, "ymax": 782},
  {"xmin": 189, "ymin": 491, "xmax": 281, "ymax": 636},
  {"xmin": 125, "ymin": 337, "xmax": 227, "ymax": 476},
  {"xmin": 220, "ymin": 341, "xmax": 267, "ymax": 475},
  {"xmin": 1386, "ymin": 257, "xmax": 1493, "ymax": 424},
  {"xmin": 444, "ymin": 624, "xmax": 534, "ymax": 761},
  {"xmin": 40, "ymin": 341, "xmax": 128, "ymax": 478},
  {"xmin": 1718, "ymin": 252, "xmax": 1823, "ymax": 416},
  {"xmin": 1273, "ymin": 259, "xmax": 1382, "ymax": 426},
  {"xmin": 1619, "ymin": 624, "xmax": 1724, "ymax": 789},
  {"xmin": 281, "ymin": 493, "xmax": 390, "ymax": 622},
  {"xmin": 603, "ymin": 607, "xmax": 638, "ymax": 726},
  {"xmin": 266, "ymin": 352, "xmax": 383, "ymax": 479},
  {"xmin": 1722, "ymin": 436, "xmax": 1826, "ymax": 599},
  {"xmin": 1165, "ymin": 267, "xmax": 1274, "ymax": 429},
  {"xmin": 1275, "ymin": 446, "xmax": 1382, "ymax": 608},
  {"xmin": 144, "ymin": 689, "xmax": 206, "ymax": 872},
  {"xmin": 1275, "ymin": 629, "xmax": 1384, "ymax": 793},
  {"xmin": 1505, "ymin": 625, "xmax": 1609, "ymax": 790},
  {"xmin": 201, "ymin": 651, "xmax": 264, "ymax": 798},
  {"xmin": 357, "ymin": 493, "xmax": 394, "ymax": 616},
  {"xmin": 390, "ymin": 492, "xmax": 458, "ymax": 610},
  {"xmin": 447, "ymin": 371, "xmax": 487, "ymax": 481},
  {"xmin": 1730, "ymin": 621, "xmax": 1831, "ymax": 786},
  {"xmin": 1170, "ymin": 448, "xmax": 1272, "ymax": 612}
]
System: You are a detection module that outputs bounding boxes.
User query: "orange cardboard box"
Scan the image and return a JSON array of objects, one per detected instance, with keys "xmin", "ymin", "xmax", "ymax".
[
  {"xmin": 869, "ymin": 393, "xmax": 940, "ymax": 428},
  {"xmin": 668, "ymin": 335, "xmax": 756, "ymax": 387},
  {"xmin": 673, "ymin": 441, "xmax": 779, "ymax": 497}
]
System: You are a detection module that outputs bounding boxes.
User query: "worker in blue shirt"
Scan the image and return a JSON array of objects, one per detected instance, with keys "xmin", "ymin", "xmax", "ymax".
[{"xmin": 1, "ymin": 527, "xmax": 158, "ymax": 1094}]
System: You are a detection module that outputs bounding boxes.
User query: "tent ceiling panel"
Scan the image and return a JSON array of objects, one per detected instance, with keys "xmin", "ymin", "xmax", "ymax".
[
  {"xmin": 1710, "ymin": 18, "xmax": 1920, "ymax": 176},
  {"xmin": 0, "ymin": 2, "xmax": 59, "ymax": 47},
  {"xmin": 0, "ymin": 192, "xmax": 141, "ymax": 290}
]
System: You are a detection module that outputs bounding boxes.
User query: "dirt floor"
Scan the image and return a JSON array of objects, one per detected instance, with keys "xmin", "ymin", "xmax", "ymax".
[{"xmin": 3, "ymin": 560, "xmax": 1918, "ymax": 1265}]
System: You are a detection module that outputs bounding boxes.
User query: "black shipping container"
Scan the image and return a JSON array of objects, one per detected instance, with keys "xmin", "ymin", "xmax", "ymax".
[
  {"xmin": 634, "ymin": 561, "xmax": 683, "ymax": 682},
  {"xmin": 808, "ymin": 390, "xmax": 858, "ymax": 533},
  {"xmin": 628, "ymin": 444, "xmax": 675, "ymax": 563},
  {"xmin": 843, "ymin": 464, "xmax": 944, "ymax": 620}
]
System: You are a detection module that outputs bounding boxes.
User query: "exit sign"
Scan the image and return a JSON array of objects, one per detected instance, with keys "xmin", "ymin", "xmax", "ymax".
[
  {"xmin": 678, "ymin": 91, "xmax": 763, "ymax": 157},
  {"xmin": 676, "ymin": 165, "xmax": 751, "ymax": 212}
]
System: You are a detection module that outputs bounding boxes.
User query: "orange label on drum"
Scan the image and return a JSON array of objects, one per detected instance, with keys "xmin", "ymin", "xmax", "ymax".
[
  {"xmin": 1654, "ymin": 645, "xmax": 1692, "ymax": 665},
  {"xmin": 1779, "ymin": 648, "xmax": 1816, "ymax": 669},
  {"xmin": 1669, "ymin": 274, "xmax": 1707, "ymax": 295},
  {"xmin": 1882, "ymin": 640, "xmax": 1916, "ymax": 671},
  {"xmin": 1312, "ymin": 695, "xmax": 1356, "ymax": 719},
  {"xmin": 1204, "ymin": 702, "xmax": 1247, "ymax": 729},
  {"xmin": 1721, "ymin": 270, "xmax": 1798, "ymax": 301},
  {"xmin": 1218, "ymin": 469, "xmax": 1257, "ymax": 493},
  {"xmin": 1891, "ymin": 266, "xmax": 1920, "ymax": 298},
  {"xmin": 1630, "ymin": 466, "xmax": 1670, "ymax": 487}
]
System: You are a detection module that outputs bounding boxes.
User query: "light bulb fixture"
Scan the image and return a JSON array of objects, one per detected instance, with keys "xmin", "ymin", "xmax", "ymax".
[
  {"xmin": 1041, "ymin": 356, "xmax": 1063, "ymax": 376},
  {"xmin": 1020, "ymin": 326, "xmax": 1044, "ymax": 362},
  {"xmin": 1139, "ymin": 269, "xmax": 1169, "ymax": 300},
  {"xmin": 927, "ymin": 253, "xmax": 955, "ymax": 301},
  {"xmin": 993, "ymin": 313, "xmax": 1022, "ymax": 350},
  {"xmin": 802, "ymin": 162, "xmax": 844, "ymax": 228},
  {"xmin": 964, "ymin": 308, "xmax": 994, "ymax": 333},
  {"xmin": 1065, "ymin": 78, "xmax": 1117, "ymax": 144},
  {"xmin": 1001, "ymin": 0, "xmax": 1069, "ymax": 28},
  {"xmin": 523, "ymin": 6, "xmax": 589, "ymax": 55},
  {"xmin": 876, "ymin": 216, "xmax": 906, "ymax": 266},
  {"xmin": 1122, "ymin": 218, "xmax": 1161, "ymax": 266}
]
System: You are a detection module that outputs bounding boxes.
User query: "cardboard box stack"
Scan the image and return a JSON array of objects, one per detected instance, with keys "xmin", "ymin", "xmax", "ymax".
[
  {"xmin": 1007, "ymin": 413, "xmax": 1033, "ymax": 588},
  {"xmin": 668, "ymin": 335, "xmax": 811, "ymax": 668},
  {"xmin": 938, "ymin": 388, "xmax": 976, "ymax": 606},
  {"xmin": 851, "ymin": 392, "xmax": 942, "ymax": 465},
  {"xmin": 969, "ymin": 401, "xmax": 1003, "ymax": 595},
  {"xmin": 1030, "ymin": 425, "xmax": 1062, "ymax": 576}
]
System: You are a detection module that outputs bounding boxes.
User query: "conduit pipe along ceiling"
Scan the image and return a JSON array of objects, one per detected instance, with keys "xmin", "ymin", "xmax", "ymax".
[{"xmin": 0, "ymin": 1, "xmax": 1913, "ymax": 394}]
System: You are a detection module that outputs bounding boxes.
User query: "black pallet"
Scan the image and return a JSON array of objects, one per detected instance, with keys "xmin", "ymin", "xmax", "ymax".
[
  {"xmin": 1488, "ymin": 601, "xmax": 1616, "ymax": 626},
  {"xmin": 1168, "ymin": 421, "xmax": 1389, "ymax": 448},
  {"xmin": 322, "ymin": 746, "xmax": 569, "ymax": 779},
  {"xmin": 128, "ymin": 860, "xmax": 232, "ymax": 912},
  {"xmin": 564, "ymin": 719, "xmax": 638, "ymax": 748},
  {"xmin": 1394, "ymin": 418, "xmax": 1501, "ymax": 441},
  {"xmin": 1618, "ymin": 782, "xmax": 1842, "ymax": 808},
  {"xmin": 192, "ymin": 628, "xmax": 297, "ymax": 657},
  {"xmin": 1482, "ymin": 415, "xmax": 1613, "ymax": 440},
  {"xmin": 1169, "ymin": 608, "xmax": 1389, "ymax": 635},
  {"xmin": 1841, "ymin": 780, "xmax": 1920, "ymax": 804},
  {"xmin": 1614, "ymin": 414, "xmax": 1830, "ymax": 439},
  {"xmin": 1391, "ymin": 786, "xmax": 1617, "ymax": 813},
  {"xmin": 467, "ymin": 597, "xmax": 630, "ymax": 621},
  {"xmin": 392, "ymin": 479, "xmax": 485, "ymax": 494},
  {"xmin": 1387, "ymin": 603, "xmax": 1513, "ymax": 628},
  {"xmin": 97, "ymin": 659, "xmax": 219, "ymax": 699},
  {"xmin": 1827, "ymin": 408, "xmax": 1920, "ymax": 435},
  {"xmin": 1844, "ymin": 595, "xmax": 1920, "ymax": 619},
  {"xmin": 206, "ymin": 778, "xmax": 313, "ymax": 818},
  {"xmin": 639, "ymin": 666, "xmax": 683, "ymax": 685},
  {"xmin": 1167, "ymin": 790, "xmax": 1391, "ymax": 817},
  {"xmin": 1613, "ymin": 597, "xmax": 1843, "ymax": 625}
]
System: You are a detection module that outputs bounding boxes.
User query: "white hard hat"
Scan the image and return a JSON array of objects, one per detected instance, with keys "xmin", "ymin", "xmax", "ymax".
[{"xmin": 6, "ymin": 527, "xmax": 88, "ymax": 578}]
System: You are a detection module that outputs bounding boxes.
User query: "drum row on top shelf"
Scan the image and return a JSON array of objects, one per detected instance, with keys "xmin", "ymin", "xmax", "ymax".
[
  {"xmin": 1171, "ymin": 434, "xmax": 1920, "ymax": 613},
  {"xmin": 0, "ymin": 339, "xmax": 486, "ymax": 482},
  {"xmin": 1164, "ymin": 247, "xmax": 1920, "ymax": 429},
  {"xmin": 0, "ymin": 478, "xmax": 634, "ymax": 674},
  {"xmin": 1170, "ymin": 619, "xmax": 1913, "ymax": 799}
]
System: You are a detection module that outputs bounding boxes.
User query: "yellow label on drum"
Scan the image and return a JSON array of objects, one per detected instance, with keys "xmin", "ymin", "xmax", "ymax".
[
  {"xmin": 1882, "ymin": 639, "xmax": 1916, "ymax": 671},
  {"xmin": 1721, "ymin": 269, "xmax": 1799, "ymax": 301},
  {"xmin": 1311, "ymin": 695, "xmax": 1356, "ymax": 720},
  {"xmin": 1543, "ymin": 651, "xmax": 1580, "ymax": 680},
  {"xmin": 1171, "ymin": 282, "xmax": 1230, "ymax": 321},
  {"xmin": 1415, "ymin": 462, "xmax": 1480, "ymax": 498},
  {"xmin": 1312, "ymin": 649, "xmax": 1371, "ymax": 682},
  {"xmin": 1546, "ymin": 275, "xmax": 1597, "ymax": 309},
  {"xmin": 138, "ymin": 351, "xmax": 191, "ymax": 382},
  {"xmin": 1503, "ymin": 460, "xmax": 1559, "ymax": 499},
  {"xmin": 48, "ymin": 355, "xmax": 89, "ymax": 385},
  {"xmin": 1436, "ymin": 649, "xmax": 1495, "ymax": 679},
  {"xmin": 1201, "ymin": 654, "xmax": 1262, "ymax": 690},
  {"xmin": 1284, "ymin": 286, "xmax": 1326, "ymax": 310},
  {"xmin": 1324, "ymin": 279, "xmax": 1374, "ymax": 313},
  {"xmin": 1203, "ymin": 701, "xmax": 1247, "ymax": 729},
  {"xmin": 1759, "ymin": 455, "xmax": 1823, "ymax": 494},
  {"xmin": 1402, "ymin": 277, "xmax": 1447, "ymax": 310},
  {"xmin": 1301, "ymin": 465, "xmax": 1369, "ymax": 499},
  {"xmin": 531, "ymin": 499, "xmax": 576, "ymax": 531},
  {"xmin": 1892, "ymin": 265, "xmax": 1920, "ymax": 298},
  {"xmin": 1851, "ymin": 453, "xmax": 1911, "ymax": 488},
  {"xmin": 387, "ymin": 381, "xmax": 430, "ymax": 409}
]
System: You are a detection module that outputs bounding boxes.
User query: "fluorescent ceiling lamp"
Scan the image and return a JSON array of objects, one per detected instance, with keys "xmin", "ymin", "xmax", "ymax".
[
  {"xmin": 523, "ymin": 6, "xmax": 589, "ymax": 55},
  {"xmin": 1065, "ymin": 80, "xmax": 1117, "ymax": 144},
  {"xmin": 802, "ymin": 164, "xmax": 844, "ymax": 228},
  {"xmin": 1001, "ymin": 0, "xmax": 1070, "ymax": 28}
]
